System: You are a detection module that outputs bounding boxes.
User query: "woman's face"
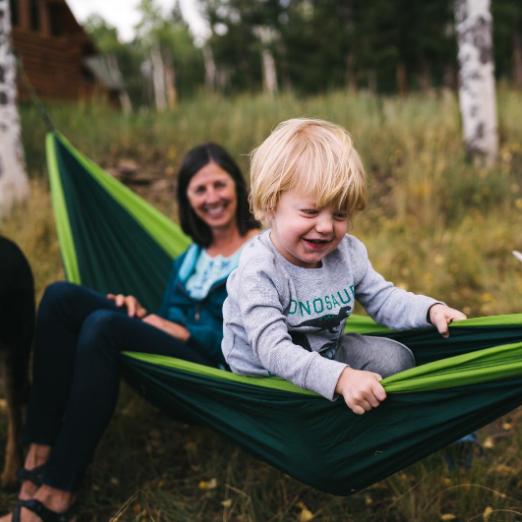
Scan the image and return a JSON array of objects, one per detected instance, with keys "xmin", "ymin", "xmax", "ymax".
[{"xmin": 186, "ymin": 162, "xmax": 238, "ymax": 232}]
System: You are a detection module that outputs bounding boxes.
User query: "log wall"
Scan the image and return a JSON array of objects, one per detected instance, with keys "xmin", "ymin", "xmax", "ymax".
[{"xmin": 11, "ymin": 0, "xmax": 110, "ymax": 102}]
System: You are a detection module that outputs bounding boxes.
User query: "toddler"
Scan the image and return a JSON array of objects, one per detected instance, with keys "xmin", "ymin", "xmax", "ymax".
[{"xmin": 222, "ymin": 118, "xmax": 466, "ymax": 414}]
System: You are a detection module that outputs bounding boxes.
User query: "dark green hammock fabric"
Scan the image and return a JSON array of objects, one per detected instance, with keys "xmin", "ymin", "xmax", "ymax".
[{"xmin": 46, "ymin": 131, "xmax": 522, "ymax": 496}]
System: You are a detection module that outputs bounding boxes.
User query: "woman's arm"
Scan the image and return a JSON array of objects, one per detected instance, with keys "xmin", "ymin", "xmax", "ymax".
[{"xmin": 142, "ymin": 314, "xmax": 190, "ymax": 341}]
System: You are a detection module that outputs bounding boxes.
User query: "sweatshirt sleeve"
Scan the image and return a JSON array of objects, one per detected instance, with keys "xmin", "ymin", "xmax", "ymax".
[
  {"xmin": 351, "ymin": 237, "xmax": 439, "ymax": 329},
  {"xmin": 235, "ymin": 265, "xmax": 347, "ymax": 400}
]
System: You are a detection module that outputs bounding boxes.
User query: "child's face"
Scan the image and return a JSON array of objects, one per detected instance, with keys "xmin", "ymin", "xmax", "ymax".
[{"xmin": 269, "ymin": 188, "xmax": 347, "ymax": 268}]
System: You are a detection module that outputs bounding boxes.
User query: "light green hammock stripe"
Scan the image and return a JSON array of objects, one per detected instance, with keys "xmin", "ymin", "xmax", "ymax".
[
  {"xmin": 53, "ymin": 132, "xmax": 191, "ymax": 259},
  {"xmin": 125, "ymin": 352, "xmax": 318, "ymax": 396},
  {"xmin": 125, "ymin": 336, "xmax": 522, "ymax": 396},
  {"xmin": 451, "ymin": 314, "xmax": 522, "ymax": 327},
  {"xmin": 384, "ymin": 340, "xmax": 522, "ymax": 392},
  {"xmin": 46, "ymin": 134, "xmax": 80, "ymax": 282},
  {"xmin": 347, "ymin": 313, "xmax": 522, "ymax": 334}
]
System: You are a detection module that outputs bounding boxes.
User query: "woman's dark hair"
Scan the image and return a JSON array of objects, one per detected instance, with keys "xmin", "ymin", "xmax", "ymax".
[{"xmin": 176, "ymin": 143, "xmax": 259, "ymax": 247}]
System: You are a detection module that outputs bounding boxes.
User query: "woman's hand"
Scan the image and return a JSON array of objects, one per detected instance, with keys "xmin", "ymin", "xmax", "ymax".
[
  {"xmin": 429, "ymin": 303, "xmax": 467, "ymax": 338},
  {"xmin": 107, "ymin": 293, "xmax": 147, "ymax": 318},
  {"xmin": 143, "ymin": 314, "xmax": 190, "ymax": 341}
]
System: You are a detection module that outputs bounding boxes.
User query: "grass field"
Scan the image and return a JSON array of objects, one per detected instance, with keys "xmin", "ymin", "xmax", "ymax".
[{"xmin": 0, "ymin": 89, "xmax": 522, "ymax": 521}]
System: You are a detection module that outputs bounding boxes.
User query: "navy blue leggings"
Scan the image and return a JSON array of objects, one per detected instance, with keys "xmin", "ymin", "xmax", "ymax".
[{"xmin": 24, "ymin": 281, "xmax": 213, "ymax": 491}]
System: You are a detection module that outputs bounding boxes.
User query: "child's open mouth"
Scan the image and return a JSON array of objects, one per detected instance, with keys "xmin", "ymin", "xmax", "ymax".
[{"xmin": 303, "ymin": 238, "xmax": 332, "ymax": 249}]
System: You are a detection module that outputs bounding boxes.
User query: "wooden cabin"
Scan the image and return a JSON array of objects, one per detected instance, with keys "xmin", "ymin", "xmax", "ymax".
[{"xmin": 9, "ymin": 0, "xmax": 121, "ymax": 104}]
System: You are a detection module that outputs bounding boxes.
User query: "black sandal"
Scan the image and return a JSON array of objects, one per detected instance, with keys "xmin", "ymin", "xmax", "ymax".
[
  {"xmin": 12, "ymin": 498, "xmax": 74, "ymax": 522},
  {"xmin": 17, "ymin": 464, "xmax": 46, "ymax": 489}
]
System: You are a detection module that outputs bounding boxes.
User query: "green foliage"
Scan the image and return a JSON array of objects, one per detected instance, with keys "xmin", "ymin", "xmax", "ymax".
[
  {"xmin": 199, "ymin": 0, "xmax": 522, "ymax": 94},
  {"xmin": 85, "ymin": 15, "xmax": 121, "ymax": 54},
  {"xmin": 84, "ymin": 1, "xmax": 204, "ymax": 107},
  {"xmin": 80, "ymin": 0, "xmax": 522, "ymax": 99}
]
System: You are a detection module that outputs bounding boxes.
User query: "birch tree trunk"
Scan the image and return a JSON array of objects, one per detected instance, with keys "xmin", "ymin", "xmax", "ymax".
[
  {"xmin": 0, "ymin": 0, "xmax": 30, "ymax": 218},
  {"xmin": 203, "ymin": 45, "xmax": 216, "ymax": 91},
  {"xmin": 254, "ymin": 27, "xmax": 278, "ymax": 96},
  {"xmin": 260, "ymin": 48, "xmax": 278, "ymax": 95},
  {"xmin": 162, "ymin": 48, "xmax": 177, "ymax": 109},
  {"xmin": 151, "ymin": 43, "xmax": 167, "ymax": 112},
  {"xmin": 455, "ymin": 0, "xmax": 498, "ymax": 166}
]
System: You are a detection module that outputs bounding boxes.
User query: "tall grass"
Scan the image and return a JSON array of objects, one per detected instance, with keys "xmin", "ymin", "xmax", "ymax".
[{"xmin": 0, "ymin": 89, "xmax": 521, "ymax": 520}]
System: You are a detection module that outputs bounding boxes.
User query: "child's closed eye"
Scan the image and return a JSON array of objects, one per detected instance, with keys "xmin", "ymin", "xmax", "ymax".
[{"xmin": 300, "ymin": 208, "xmax": 319, "ymax": 216}]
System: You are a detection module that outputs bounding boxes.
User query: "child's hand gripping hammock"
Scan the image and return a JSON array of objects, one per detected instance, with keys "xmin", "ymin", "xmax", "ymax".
[{"xmin": 46, "ymin": 132, "xmax": 522, "ymax": 496}]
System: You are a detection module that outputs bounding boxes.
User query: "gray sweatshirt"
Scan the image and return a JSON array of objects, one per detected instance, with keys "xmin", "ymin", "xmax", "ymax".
[{"xmin": 222, "ymin": 231, "xmax": 438, "ymax": 399}]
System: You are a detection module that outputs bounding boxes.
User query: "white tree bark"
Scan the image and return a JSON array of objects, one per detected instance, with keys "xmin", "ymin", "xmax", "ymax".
[
  {"xmin": 203, "ymin": 45, "xmax": 216, "ymax": 91},
  {"xmin": 261, "ymin": 48, "xmax": 278, "ymax": 95},
  {"xmin": 455, "ymin": 0, "xmax": 498, "ymax": 166},
  {"xmin": 0, "ymin": 0, "xmax": 30, "ymax": 218},
  {"xmin": 162, "ymin": 48, "xmax": 177, "ymax": 109},
  {"xmin": 254, "ymin": 26, "xmax": 278, "ymax": 96},
  {"xmin": 150, "ymin": 43, "xmax": 167, "ymax": 112}
]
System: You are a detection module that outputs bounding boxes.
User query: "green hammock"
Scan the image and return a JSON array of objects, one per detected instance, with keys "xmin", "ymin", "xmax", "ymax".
[{"xmin": 46, "ymin": 131, "xmax": 522, "ymax": 496}]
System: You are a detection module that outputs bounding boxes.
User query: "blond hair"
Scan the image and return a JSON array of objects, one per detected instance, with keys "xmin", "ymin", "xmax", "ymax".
[{"xmin": 250, "ymin": 118, "xmax": 366, "ymax": 222}]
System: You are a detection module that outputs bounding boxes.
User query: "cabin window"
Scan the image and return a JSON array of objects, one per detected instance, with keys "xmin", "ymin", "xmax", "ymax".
[
  {"xmin": 30, "ymin": 0, "xmax": 40, "ymax": 32},
  {"xmin": 9, "ymin": 0, "xmax": 19, "ymax": 27},
  {"xmin": 81, "ymin": 65, "xmax": 95, "ymax": 83},
  {"xmin": 49, "ymin": 4, "xmax": 64, "ymax": 36}
]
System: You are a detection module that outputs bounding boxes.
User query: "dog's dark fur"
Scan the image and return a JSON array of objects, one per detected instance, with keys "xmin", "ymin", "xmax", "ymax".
[{"xmin": 0, "ymin": 236, "xmax": 34, "ymax": 487}]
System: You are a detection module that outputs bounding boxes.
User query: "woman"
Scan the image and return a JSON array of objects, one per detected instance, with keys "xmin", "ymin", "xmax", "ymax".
[{"xmin": 3, "ymin": 144, "xmax": 259, "ymax": 522}]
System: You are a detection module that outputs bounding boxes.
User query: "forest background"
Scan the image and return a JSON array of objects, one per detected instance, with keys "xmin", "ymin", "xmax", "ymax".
[{"xmin": 84, "ymin": 0, "xmax": 522, "ymax": 105}]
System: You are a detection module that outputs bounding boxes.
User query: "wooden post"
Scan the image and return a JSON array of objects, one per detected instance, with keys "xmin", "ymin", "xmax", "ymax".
[{"xmin": 18, "ymin": 0, "xmax": 30, "ymax": 31}]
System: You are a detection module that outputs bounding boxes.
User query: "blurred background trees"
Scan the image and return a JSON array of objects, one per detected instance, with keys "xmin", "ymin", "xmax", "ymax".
[{"xmin": 80, "ymin": 0, "xmax": 522, "ymax": 106}]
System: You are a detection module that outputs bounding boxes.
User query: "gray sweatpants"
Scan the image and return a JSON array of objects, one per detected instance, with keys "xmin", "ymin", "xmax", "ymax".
[{"xmin": 335, "ymin": 334, "xmax": 415, "ymax": 377}]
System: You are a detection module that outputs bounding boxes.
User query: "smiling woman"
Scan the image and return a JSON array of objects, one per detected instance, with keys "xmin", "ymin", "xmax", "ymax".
[
  {"xmin": 177, "ymin": 143, "xmax": 258, "ymax": 255},
  {"xmin": 187, "ymin": 163, "xmax": 238, "ymax": 230},
  {"xmin": 1, "ymin": 143, "xmax": 259, "ymax": 522}
]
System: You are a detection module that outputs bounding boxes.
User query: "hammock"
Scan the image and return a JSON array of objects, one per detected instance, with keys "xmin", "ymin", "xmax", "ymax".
[{"xmin": 46, "ymin": 131, "xmax": 522, "ymax": 496}]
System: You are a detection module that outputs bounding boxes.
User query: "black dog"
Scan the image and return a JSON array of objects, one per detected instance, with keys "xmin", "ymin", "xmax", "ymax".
[{"xmin": 0, "ymin": 236, "xmax": 34, "ymax": 487}]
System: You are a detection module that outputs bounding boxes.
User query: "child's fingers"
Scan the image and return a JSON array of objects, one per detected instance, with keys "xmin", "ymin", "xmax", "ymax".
[
  {"xmin": 349, "ymin": 396, "xmax": 378, "ymax": 414},
  {"xmin": 361, "ymin": 394, "xmax": 379, "ymax": 409},
  {"xmin": 350, "ymin": 404, "xmax": 366, "ymax": 415},
  {"xmin": 451, "ymin": 309, "xmax": 467, "ymax": 321},
  {"xmin": 432, "ymin": 314, "xmax": 449, "ymax": 337},
  {"xmin": 348, "ymin": 389, "xmax": 385, "ymax": 414},
  {"xmin": 345, "ymin": 393, "xmax": 368, "ymax": 414},
  {"xmin": 371, "ymin": 380, "xmax": 387, "ymax": 402}
]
